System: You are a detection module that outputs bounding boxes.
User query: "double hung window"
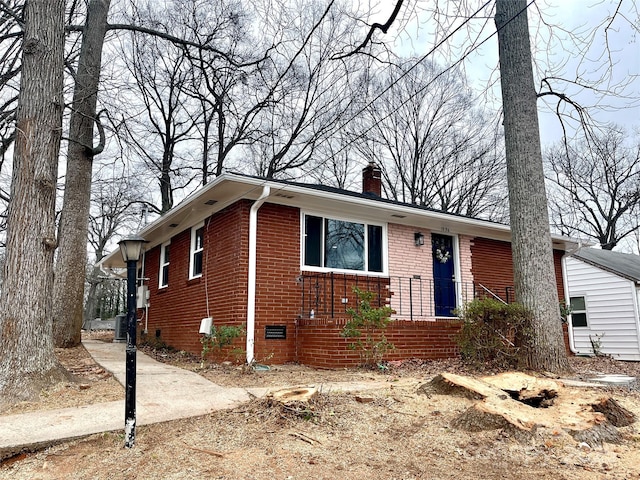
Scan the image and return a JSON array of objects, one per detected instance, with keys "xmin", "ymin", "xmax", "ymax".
[
  {"xmin": 303, "ymin": 214, "xmax": 384, "ymax": 273},
  {"xmin": 159, "ymin": 242, "xmax": 170, "ymax": 288},
  {"xmin": 190, "ymin": 224, "xmax": 204, "ymax": 278},
  {"xmin": 569, "ymin": 296, "xmax": 588, "ymax": 328}
]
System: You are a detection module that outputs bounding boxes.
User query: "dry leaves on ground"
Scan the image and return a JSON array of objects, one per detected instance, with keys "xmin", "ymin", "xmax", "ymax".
[{"xmin": 2, "ymin": 331, "xmax": 640, "ymax": 479}]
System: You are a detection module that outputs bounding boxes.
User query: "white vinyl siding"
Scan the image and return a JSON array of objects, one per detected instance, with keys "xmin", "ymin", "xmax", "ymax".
[{"xmin": 565, "ymin": 256, "xmax": 640, "ymax": 361}]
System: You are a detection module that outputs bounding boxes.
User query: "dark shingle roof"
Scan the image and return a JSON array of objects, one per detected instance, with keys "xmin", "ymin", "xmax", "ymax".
[
  {"xmin": 235, "ymin": 173, "xmax": 510, "ymax": 227},
  {"xmin": 573, "ymin": 248, "xmax": 640, "ymax": 283}
]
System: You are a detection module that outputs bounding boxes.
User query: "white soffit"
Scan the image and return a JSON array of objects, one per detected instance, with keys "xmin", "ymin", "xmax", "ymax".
[{"xmin": 101, "ymin": 174, "xmax": 578, "ymax": 269}]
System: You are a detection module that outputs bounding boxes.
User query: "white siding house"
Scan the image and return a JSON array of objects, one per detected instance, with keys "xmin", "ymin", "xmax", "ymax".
[{"xmin": 563, "ymin": 249, "xmax": 640, "ymax": 361}]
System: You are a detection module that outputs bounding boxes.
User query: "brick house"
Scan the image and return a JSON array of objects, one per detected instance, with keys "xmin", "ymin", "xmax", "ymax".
[{"xmin": 101, "ymin": 166, "xmax": 577, "ymax": 368}]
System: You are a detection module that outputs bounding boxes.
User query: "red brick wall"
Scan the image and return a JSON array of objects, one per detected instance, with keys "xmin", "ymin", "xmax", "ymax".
[
  {"xmin": 295, "ymin": 317, "xmax": 571, "ymax": 368},
  {"xmin": 470, "ymin": 238, "xmax": 565, "ymax": 303},
  {"xmin": 553, "ymin": 249, "xmax": 566, "ymax": 302},
  {"xmin": 253, "ymin": 203, "xmax": 301, "ymax": 364},
  {"xmin": 142, "ymin": 200, "xmax": 571, "ymax": 367},
  {"xmin": 143, "ymin": 201, "xmax": 251, "ymax": 356},
  {"xmin": 296, "ymin": 317, "xmax": 461, "ymax": 368}
]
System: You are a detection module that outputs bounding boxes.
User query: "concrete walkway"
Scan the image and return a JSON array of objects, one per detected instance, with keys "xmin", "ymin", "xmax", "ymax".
[
  {"xmin": 0, "ymin": 340, "xmax": 258, "ymax": 461},
  {"xmin": 0, "ymin": 340, "xmax": 393, "ymax": 461},
  {"xmin": 2, "ymin": 341, "xmax": 627, "ymax": 461}
]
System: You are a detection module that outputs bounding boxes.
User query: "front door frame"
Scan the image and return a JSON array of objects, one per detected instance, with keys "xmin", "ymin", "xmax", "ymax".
[{"xmin": 431, "ymin": 232, "xmax": 460, "ymax": 317}]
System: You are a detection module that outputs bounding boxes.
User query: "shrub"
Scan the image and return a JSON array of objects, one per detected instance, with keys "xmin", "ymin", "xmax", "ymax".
[
  {"xmin": 200, "ymin": 323, "xmax": 245, "ymax": 365},
  {"xmin": 340, "ymin": 287, "xmax": 394, "ymax": 368},
  {"xmin": 455, "ymin": 298, "xmax": 533, "ymax": 369}
]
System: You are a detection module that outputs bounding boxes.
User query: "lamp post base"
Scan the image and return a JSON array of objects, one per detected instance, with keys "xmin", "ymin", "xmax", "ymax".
[{"xmin": 124, "ymin": 417, "xmax": 136, "ymax": 448}]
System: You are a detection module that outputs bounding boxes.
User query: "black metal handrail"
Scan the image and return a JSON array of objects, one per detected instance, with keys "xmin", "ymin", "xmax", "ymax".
[
  {"xmin": 298, "ymin": 272, "xmax": 388, "ymax": 319},
  {"xmin": 298, "ymin": 272, "xmax": 515, "ymax": 320}
]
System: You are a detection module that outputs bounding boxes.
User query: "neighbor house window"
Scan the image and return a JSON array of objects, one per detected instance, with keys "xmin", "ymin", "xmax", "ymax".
[
  {"xmin": 303, "ymin": 214, "xmax": 384, "ymax": 273},
  {"xmin": 158, "ymin": 242, "xmax": 170, "ymax": 288},
  {"xmin": 569, "ymin": 296, "xmax": 588, "ymax": 327},
  {"xmin": 190, "ymin": 223, "xmax": 204, "ymax": 278}
]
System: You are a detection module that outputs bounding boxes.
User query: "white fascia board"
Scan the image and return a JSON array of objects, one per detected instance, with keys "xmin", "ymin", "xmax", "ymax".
[
  {"xmin": 100, "ymin": 174, "xmax": 580, "ymax": 270},
  {"xmin": 262, "ymin": 179, "xmax": 578, "ymax": 249}
]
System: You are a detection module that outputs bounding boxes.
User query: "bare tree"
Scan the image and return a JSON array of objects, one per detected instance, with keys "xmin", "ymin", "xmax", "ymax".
[
  {"xmin": 84, "ymin": 172, "xmax": 144, "ymax": 326},
  {"xmin": 180, "ymin": 0, "xmax": 367, "ymax": 181},
  {"xmin": 0, "ymin": 1, "xmax": 22, "ymax": 165},
  {"xmin": 546, "ymin": 126, "xmax": 640, "ymax": 251},
  {"xmin": 247, "ymin": 0, "xmax": 365, "ymax": 179},
  {"xmin": 50, "ymin": 0, "xmax": 251, "ymax": 347},
  {"xmin": 352, "ymin": 59, "xmax": 507, "ymax": 219},
  {"xmin": 0, "ymin": 0, "xmax": 68, "ymax": 401},
  {"xmin": 118, "ymin": 4, "xmax": 201, "ymax": 213},
  {"xmin": 52, "ymin": 0, "xmax": 111, "ymax": 348},
  {"xmin": 179, "ymin": 0, "xmax": 262, "ymax": 182},
  {"xmin": 0, "ymin": 1, "xmax": 24, "ymax": 243},
  {"xmin": 305, "ymin": 129, "xmax": 364, "ymax": 190},
  {"xmin": 495, "ymin": 0, "xmax": 569, "ymax": 371}
]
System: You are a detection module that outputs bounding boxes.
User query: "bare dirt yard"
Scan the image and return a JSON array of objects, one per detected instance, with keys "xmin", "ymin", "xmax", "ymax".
[{"xmin": 2, "ymin": 331, "xmax": 640, "ymax": 480}]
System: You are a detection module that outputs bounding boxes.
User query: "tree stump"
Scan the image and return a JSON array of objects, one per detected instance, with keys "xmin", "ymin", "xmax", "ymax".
[
  {"xmin": 420, "ymin": 372, "xmax": 635, "ymax": 445},
  {"xmin": 270, "ymin": 386, "xmax": 318, "ymax": 403},
  {"xmin": 591, "ymin": 397, "xmax": 636, "ymax": 427}
]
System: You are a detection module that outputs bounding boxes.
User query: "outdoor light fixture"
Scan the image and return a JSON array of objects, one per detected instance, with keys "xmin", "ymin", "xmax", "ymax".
[
  {"xmin": 118, "ymin": 235, "xmax": 147, "ymax": 263},
  {"xmin": 118, "ymin": 235, "xmax": 147, "ymax": 448},
  {"xmin": 414, "ymin": 232, "xmax": 425, "ymax": 246}
]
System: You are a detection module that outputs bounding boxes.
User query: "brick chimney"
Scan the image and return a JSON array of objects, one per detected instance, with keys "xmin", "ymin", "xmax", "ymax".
[{"xmin": 362, "ymin": 162, "xmax": 382, "ymax": 197}]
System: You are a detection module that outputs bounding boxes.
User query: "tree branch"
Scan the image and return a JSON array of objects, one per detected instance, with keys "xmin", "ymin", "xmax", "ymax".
[
  {"xmin": 98, "ymin": 23, "xmax": 267, "ymax": 68},
  {"xmin": 91, "ymin": 108, "xmax": 106, "ymax": 155},
  {"xmin": 333, "ymin": 0, "xmax": 404, "ymax": 59},
  {"xmin": 0, "ymin": 1, "xmax": 24, "ymax": 28}
]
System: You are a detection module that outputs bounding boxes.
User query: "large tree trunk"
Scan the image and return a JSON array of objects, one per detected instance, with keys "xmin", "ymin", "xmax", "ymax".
[
  {"xmin": 0, "ymin": 0, "xmax": 68, "ymax": 402},
  {"xmin": 495, "ymin": 0, "xmax": 569, "ymax": 372},
  {"xmin": 52, "ymin": 0, "xmax": 111, "ymax": 347}
]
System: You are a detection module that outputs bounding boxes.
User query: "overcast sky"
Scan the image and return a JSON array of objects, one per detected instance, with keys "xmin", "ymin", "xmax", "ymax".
[{"xmin": 379, "ymin": 0, "xmax": 639, "ymax": 145}]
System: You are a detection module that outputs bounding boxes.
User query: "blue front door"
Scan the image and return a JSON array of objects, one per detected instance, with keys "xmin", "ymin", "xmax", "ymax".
[{"xmin": 432, "ymin": 234, "xmax": 456, "ymax": 317}]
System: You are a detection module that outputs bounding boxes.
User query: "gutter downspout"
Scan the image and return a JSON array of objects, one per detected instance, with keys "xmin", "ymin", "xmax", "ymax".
[
  {"xmin": 140, "ymin": 251, "xmax": 148, "ymax": 335},
  {"xmin": 246, "ymin": 186, "xmax": 271, "ymax": 364}
]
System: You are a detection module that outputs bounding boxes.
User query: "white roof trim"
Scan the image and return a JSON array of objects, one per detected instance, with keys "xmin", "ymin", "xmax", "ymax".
[{"xmin": 100, "ymin": 173, "xmax": 580, "ymax": 270}]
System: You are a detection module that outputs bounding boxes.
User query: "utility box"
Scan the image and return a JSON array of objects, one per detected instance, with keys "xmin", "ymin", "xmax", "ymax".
[
  {"xmin": 199, "ymin": 317, "xmax": 213, "ymax": 335},
  {"xmin": 136, "ymin": 285, "xmax": 149, "ymax": 309},
  {"xmin": 114, "ymin": 314, "xmax": 127, "ymax": 342}
]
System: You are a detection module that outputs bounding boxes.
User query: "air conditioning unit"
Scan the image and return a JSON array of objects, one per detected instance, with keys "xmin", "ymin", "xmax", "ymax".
[{"xmin": 136, "ymin": 285, "xmax": 149, "ymax": 309}]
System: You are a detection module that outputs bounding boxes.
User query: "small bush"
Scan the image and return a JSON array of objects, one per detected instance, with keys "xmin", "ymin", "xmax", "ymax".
[
  {"xmin": 201, "ymin": 324, "xmax": 245, "ymax": 364},
  {"xmin": 340, "ymin": 287, "xmax": 394, "ymax": 368},
  {"xmin": 455, "ymin": 298, "xmax": 533, "ymax": 369}
]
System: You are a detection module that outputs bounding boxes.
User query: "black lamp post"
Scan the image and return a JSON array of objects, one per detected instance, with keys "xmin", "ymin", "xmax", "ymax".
[{"xmin": 118, "ymin": 235, "xmax": 146, "ymax": 448}]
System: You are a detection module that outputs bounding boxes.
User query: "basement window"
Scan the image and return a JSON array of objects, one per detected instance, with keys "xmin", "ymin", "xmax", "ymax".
[{"xmin": 265, "ymin": 325, "xmax": 287, "ymax": 339}]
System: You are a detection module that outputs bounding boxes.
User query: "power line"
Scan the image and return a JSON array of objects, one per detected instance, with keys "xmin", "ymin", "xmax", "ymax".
[
  {"xmin": 115, "ymin": 0, "xmax": 537, "ymax": 222},
  {"xmin": 314, "ymin": 0, "xmax": 536, "ymax": 168}
]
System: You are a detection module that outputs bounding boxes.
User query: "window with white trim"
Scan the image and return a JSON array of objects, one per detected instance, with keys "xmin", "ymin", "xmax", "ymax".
[
  {"xmin": 159, "ymin": 242, "xmax": 170, "ymax": 288},
  {"xmin": 190, "ymin": 223, "xmax": 204, "ymax": 278},
  {"xmin": 303, "ymin": 214, "xmax": 384, "ymax": 273},
  {"xmin": 569, "ymin": 296, "xmax": 588, "ymax": 328}
]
